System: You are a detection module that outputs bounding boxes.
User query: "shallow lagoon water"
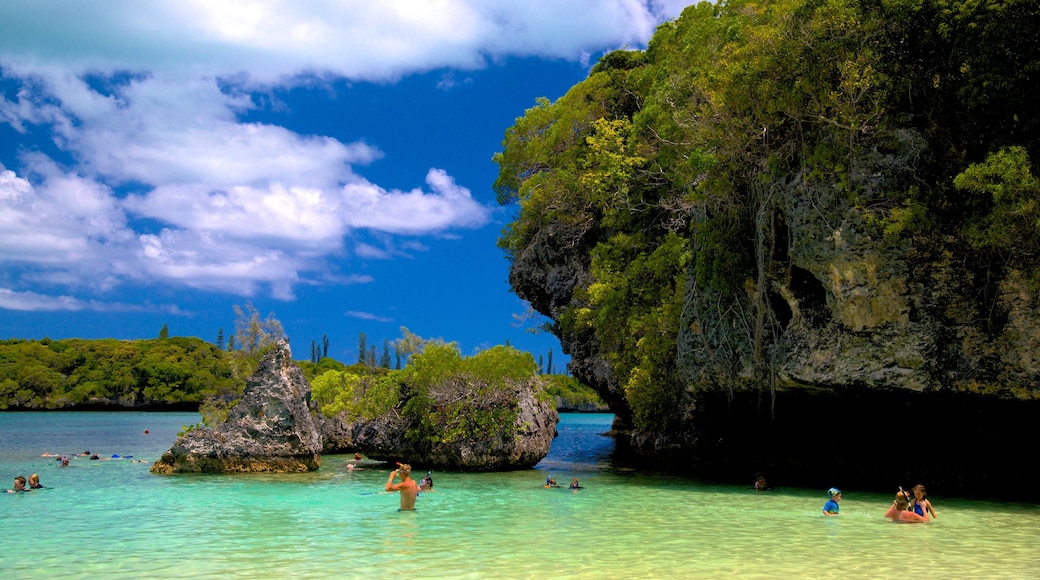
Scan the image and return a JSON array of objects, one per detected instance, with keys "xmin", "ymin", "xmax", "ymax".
[{"xmin": 2, "ymin": 412, "xmax": 1038, "ymax": 579}]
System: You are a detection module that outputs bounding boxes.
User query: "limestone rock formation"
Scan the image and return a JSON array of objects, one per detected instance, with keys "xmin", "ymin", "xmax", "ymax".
[
  {"xmin": 322, "ymin": 377, "xmax": 558, "ymax": 471},
  {"xmin": 508, "ymin": 125, "xmax": 1040, "ymax": 497},
  {"xmin": 151, "ymin": 340, "xmax": 322, "ymax": 474}
]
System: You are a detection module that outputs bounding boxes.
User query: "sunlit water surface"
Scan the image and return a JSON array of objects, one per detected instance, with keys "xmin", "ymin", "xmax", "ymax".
[{"xmin": 2, "ymin": 412, "xmax": 1038, "ymax": 579}]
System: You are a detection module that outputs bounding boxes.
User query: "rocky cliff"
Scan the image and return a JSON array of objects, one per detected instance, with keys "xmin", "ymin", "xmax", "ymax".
[
  {"xmin": 322, "ymin": 376, "xmax": 558, "ymax": 471},
  {"xmin": 510, "ymin": 126, "xmax": 1040, "ymax": 499},
  {"xmin": 497, "ymin": 1, "xmax": 1040, "ymax": 500},
  {"xmin": 151, "ymin": 340, "xmax": 322, "ymax": 474}
]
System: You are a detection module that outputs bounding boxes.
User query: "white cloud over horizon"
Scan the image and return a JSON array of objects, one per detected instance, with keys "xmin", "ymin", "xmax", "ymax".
[
  {"xmin": 0, "ymin": 0, "xmax": 685, "ymax": 312},
  {"xmin": 0, "ymin": 287, "xmax": 185, "ymax": 314}
]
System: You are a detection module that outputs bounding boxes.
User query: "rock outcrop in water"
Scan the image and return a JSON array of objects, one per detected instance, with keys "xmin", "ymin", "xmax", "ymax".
[
  {"xmin": 493, "ymin": 3, "xmax": 1040, "ymax": 499},
  {"xmin": 150, "ymin": 340, "xmax": 322, "ymax": 474},
  {"xmin": 322, "ymin": 377, "xmax": 558, "ymax": 471}
]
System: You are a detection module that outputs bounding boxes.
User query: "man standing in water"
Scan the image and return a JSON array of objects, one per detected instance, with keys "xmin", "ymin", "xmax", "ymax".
[{"xmin": 385, "ymin": 463, "xmax": 418, "ymax": 510}]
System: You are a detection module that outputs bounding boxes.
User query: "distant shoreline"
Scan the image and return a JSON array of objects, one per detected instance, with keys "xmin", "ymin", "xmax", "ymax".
[
  {"xmin": 3, "ymin": 403, "xmax": 608, "ymax": 414},
  {"xmin": 0, "ymin": 402, "xmax": 201, "ymax": 413}
]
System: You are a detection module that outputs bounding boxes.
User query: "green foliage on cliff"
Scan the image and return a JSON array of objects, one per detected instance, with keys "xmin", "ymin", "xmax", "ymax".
[
  {"xmin": 311, "ymin": 335, "xmax": 545, "ymax": 447},
  {"xmin": 495, "ymin": 0, "xmax": 1040, "ymax": 432},
  {"xmin": 540, "ymin": 374, "xmax": 605, "ymax": 410},
  {"xmin": 955, "ymin": 146, "xmax": 1040, "ymax": 260},
  {"xmin": 0, "ymin": 337, "xmax": 236, "ymax": 410}
]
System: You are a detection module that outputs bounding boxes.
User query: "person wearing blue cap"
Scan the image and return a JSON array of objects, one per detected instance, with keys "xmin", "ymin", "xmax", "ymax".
[{"xmin": 822, "ymin": 488, "xmax": 842, "ymax": 516}]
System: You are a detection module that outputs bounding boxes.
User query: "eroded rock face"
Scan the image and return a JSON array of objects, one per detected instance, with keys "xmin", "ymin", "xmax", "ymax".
[
  {"xmin": 322, "ymin": 377, "xmax": 559, "ymax": 471},
  {"xmin": 151, "ymin": 340, "xmax": 322, "ymax": 474},
  {"xmin": 507, "ymin": 125, "xmax": 1040, "ymax": 498}
]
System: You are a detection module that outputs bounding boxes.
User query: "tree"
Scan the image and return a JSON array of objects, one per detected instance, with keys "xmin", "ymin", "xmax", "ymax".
[
  {"xmin": 358, "ymin": 332, "xmax": 367, "ymax": 365},
  {"xmin": 216, "ymin": 328, "xmax": 224, "ymax": 351},
  {"xmin": 159, "ymin": 323, "xmax": 169, "ymax": 339},
  {"xmin": 380, "ymin": 339, "xmax": 392, "ymax": 368},
  {"xmin": 955, "ymin": 146, "xmax": 1040, "ymax": 261},
  {"xmin": 322, "ymin": 334, "xmax": 329, "ymax": 359},
  {"xmin": 232, "ymin": 302, "xmax": 285, "ymax": 354}
]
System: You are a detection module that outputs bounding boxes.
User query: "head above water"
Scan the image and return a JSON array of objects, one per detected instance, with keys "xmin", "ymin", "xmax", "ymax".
[
  {"xmin": 827, "ymin": 487, "xmax": 842, "ymax": 498},
  {"xmin": 397, "ymin": 463, "xmax": 411, "ymax": 477}
]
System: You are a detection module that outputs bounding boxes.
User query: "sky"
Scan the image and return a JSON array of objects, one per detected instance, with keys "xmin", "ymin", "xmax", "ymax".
[{"xmin": 0, "ymin": 1, "xmax": 690, "ymax": 366}]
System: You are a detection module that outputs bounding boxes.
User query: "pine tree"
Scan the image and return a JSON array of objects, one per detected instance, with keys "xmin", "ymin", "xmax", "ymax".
[
  {"xmin": 216, "ymin": 328, "xmax": 224, "ymax": 350},
  {"xmin": 159, "ymin": 323, "xmax": 169, "ymax": 339},
  {"xmin": 358, "ymin": 332, "xmax": 367, "ymax": 365},
  {"xmin": 380, "ymin": 339, "xmax": 391, "ymax": 368},
  {"xmin": 322, "ymin": 334, "xmax": 329, "ymax": 359}
]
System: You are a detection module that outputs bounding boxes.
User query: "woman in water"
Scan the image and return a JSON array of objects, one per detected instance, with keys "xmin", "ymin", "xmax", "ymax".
[{"xmin": 885, "ymin": 491, "xmax": 928, "ymax": 523}]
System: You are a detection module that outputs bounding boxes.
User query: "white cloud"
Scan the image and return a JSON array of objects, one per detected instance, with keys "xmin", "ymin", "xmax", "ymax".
[
  {"xmin": 0, "ymin": 1, "xmax": 673, "ymax": 82},
  {"xmin": 345, "ymin": 310, "xmax": 394, "ymax": 323},
  {"xmin": 0, "ymin": 1, "xmax": 678, "ymax": 310},
  {"xmin": 341, "ymin": 169, "xmax": 489, "ymax": 235},
  {"xmin": 0, "ymin": 287, "xmax": 184, "ymax": 314},
  {"xmin": 0, "ymin": 163, "xmax": 133, "ymax": 287}
]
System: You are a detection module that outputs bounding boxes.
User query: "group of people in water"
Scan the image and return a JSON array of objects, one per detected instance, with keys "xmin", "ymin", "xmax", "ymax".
[
  {"xmin": 753, "ymin": 472, "xmax": 937, "ymax": 522},
  {"xmin": 41, "ymin": 451, "xmax": 145, "ymax": 464},
  {"xmin": 5, "ymin": 473, "xmax": 44, "ymax": 492},
  {"xmin": 819, "ymin": 484, "xmax": 937, "ymax": 522},
  {"xmin": 544, "ymin": 475, "xmax": 582, "ymax": 489}
]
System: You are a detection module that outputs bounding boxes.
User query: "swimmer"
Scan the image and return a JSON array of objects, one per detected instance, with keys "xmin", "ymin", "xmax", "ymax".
[
  {"xmin": 385, "ymin": 463, "xmax": 418, "ymax": 510},
  {"xmin": 545, "ymin": 475, "xmax": 557, "ymax": 487},
  {"xmin": 569, "ymin": 477, "xmax": 581, "ymax": 490},
  {"xmin": 60, "ymin": 455, "xmax": 70, "ymax": 467},
  {"xmin": 418, "ymin": 471, "xmax": 433, "ymax": 492},
  {"xmin": 822, "ymin": 488, "xmax": 842, "ymax": 516},
  {"xmin": 6, "ymin": 475, "xmax": 27, "ymax": 493},
  {"xmin": 911, "ymin": 484, "xmax": 937, "ymax": 519},
  {"xmin": 885, "ymin": 491, "xmax": 928, "ymax": 523},
  {"xmin": 28, "ymin": 474, "xmax": 44, "ymax": 489}
]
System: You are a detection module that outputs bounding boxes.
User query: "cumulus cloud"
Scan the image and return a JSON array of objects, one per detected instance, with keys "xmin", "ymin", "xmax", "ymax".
[
  {"xmin": 0, "ymin": 0, "xmax": 678, "ymax": 310},
  {"xmin": 0, "ymin": 1, "xmax": 679, "ymax": 82}
]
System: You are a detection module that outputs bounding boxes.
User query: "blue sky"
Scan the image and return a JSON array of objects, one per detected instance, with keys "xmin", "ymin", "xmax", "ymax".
[{"xmin": 0, "ymin": 1, "xmax": 688, "ymax": 365}]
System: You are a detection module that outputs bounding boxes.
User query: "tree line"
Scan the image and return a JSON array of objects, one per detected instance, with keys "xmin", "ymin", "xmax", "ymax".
[{"xmin": 0, "ymin": 307, "xmax": 601, "ymax": 412}]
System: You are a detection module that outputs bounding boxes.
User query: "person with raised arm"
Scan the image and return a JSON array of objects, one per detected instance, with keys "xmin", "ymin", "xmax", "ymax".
[{"xmin": 385, "ymin": 463, "xmax": 418, "ymax": 511}]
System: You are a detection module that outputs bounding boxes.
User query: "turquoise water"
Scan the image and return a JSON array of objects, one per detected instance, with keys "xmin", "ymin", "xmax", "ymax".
[{"xmin": 2, "ymin": 412, "xmax": 1038, "ymax": 579}]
